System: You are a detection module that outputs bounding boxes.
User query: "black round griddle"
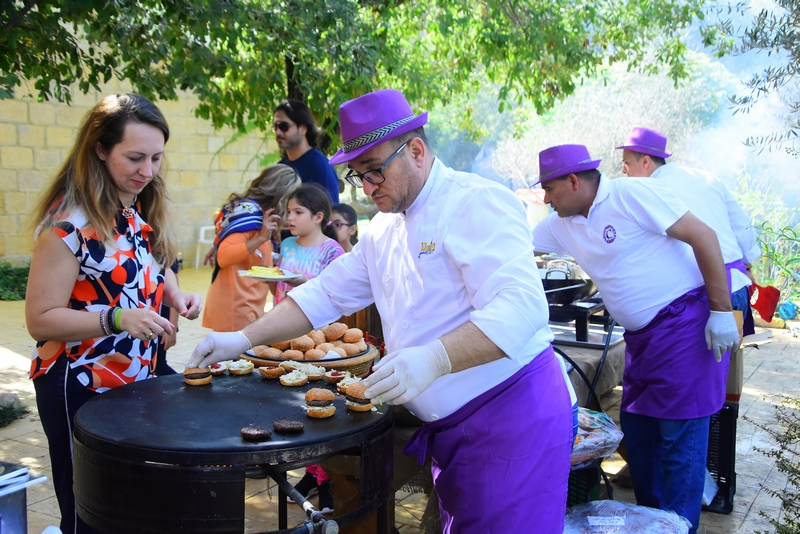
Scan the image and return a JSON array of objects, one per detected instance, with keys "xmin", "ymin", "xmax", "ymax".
[{"xmin": 72, "ymin": 373, "xmax": 394, "ymax": 533}]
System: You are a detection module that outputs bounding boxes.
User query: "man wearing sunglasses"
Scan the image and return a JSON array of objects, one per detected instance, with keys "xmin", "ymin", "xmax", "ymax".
[
  {"xmin": 273, "ymin": 99, "xmax": 339, "ymax": 205},
  {"xmin": 190, "ymin": 89, "xmax": 574, "ymax": 532}
]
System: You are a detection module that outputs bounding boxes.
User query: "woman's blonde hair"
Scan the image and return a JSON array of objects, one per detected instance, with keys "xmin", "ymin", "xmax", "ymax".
[
  {"xmin": 228, "ymin": 164, "xmax": 301, "ymax": 217},
  {"xmin": 31, "ymin": 94, "xmax": 177, "ymax": 266}
]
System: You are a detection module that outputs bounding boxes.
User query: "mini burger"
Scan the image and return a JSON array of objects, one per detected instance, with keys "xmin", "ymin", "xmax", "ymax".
[
  {"xmin": 209, "ymin": 361, "xmax": 230, "ymax": 375},
  {"xmin": 227, "ymin": 360, "xmax": 255, "ymax": 375},
  {"xmin": 345, "ymin": 382, "xmax": 374, "ymax": 412},
  {"xmin": 304, "ymin": 388, "xmax": 336, "ymax": 418},
  {"xmin": 183, "ymin": 367, "xmax": 212, "ymax": 386}
]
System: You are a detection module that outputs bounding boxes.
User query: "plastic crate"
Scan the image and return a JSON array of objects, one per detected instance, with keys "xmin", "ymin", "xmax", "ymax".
[
  {"xmin": 567, "ymin": 463, "xmax": 601, "ymax": 507},
  {"xmin": 703, "ymin": 402, "xmax": 738, "ymax": 514}
]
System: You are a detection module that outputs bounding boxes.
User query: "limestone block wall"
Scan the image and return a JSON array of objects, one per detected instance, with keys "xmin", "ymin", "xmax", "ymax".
[{"xmin": 0, "ymin": 78, "xmax": 275, "ymax": 266}]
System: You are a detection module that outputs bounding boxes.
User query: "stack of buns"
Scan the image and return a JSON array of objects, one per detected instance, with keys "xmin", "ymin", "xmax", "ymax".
[{"xmin": 251, "ymin": 323, "xmax": 367, "ymax": 361}]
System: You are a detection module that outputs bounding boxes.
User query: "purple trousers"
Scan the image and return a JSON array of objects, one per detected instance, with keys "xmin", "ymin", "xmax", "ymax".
[
  {"xmin": 404, "ymin": 346, "xmax": 572, "ymax": 534},
  {"xmin": 622, "ymin": 286, "xmax": 730, "ymax": 420}
]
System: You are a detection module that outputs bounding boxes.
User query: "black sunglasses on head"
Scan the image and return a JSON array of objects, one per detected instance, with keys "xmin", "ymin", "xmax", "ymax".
[{"xmin": 272, "ymin": 121, "xmax": 293, "ymax": 132}]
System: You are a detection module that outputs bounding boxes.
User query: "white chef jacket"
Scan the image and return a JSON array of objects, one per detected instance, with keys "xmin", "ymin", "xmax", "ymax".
[
  {"xmin": 533, "ymin": 174, "xmax": 705, "ymax": 331},
  {"xmin": 650, "ymin": 163, "xmax": 759, "ymax": 292},
  {"xmin": 289, "ymin": 158, "xmax": 562, "ymax": 422}
]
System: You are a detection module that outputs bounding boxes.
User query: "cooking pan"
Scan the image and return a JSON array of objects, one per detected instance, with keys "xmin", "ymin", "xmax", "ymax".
[{"xmin": 539, "ymin": 258, "xmax": 597, "ymax": 305}]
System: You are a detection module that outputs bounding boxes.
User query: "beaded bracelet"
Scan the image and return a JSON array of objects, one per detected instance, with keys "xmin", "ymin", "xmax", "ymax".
[
  {"xmin": 99, "ymin": 309, "xmax": 111, "ymax": 336},
  {"xmin": 106, "ymin": 308, "xmax": 116, "ymax": 335},
  {"xmin": 112, "ymin": 307, "xmax": 123, "ymax": 334}
]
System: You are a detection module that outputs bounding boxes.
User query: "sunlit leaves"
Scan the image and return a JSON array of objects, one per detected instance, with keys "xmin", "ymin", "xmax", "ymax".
[{"xmin": 3, "ymin": 0, "xmax": 704, "ymax": 151}]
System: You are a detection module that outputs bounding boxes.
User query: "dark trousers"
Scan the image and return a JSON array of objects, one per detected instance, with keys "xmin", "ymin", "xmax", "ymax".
[
  {"xmin": 620, "ymin": 410, "xmax": 710, "ymax": 534},
  {"xmin": 33, "ymin": 356, "xmax": 98, "ymax": 534}
]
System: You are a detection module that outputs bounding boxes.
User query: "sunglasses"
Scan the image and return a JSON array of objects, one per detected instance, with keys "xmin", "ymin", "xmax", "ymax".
[{"xmin": 272, "ymin": 121, "xmax": 293, "ymax": 133}]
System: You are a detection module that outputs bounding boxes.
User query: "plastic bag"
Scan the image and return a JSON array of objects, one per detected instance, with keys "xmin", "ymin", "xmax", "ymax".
[
  {"xmin": 571, "ymin": 408, "xmax": 624, "ymax": 466},
  {"xmin": 564, "ymin": 501, "xmax": 691, "ymax": 533}
]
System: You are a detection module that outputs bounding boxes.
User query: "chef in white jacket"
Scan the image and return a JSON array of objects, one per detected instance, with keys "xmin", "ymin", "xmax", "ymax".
[
  {"xmin": 617, "ymin": 127, "xmax": 760, "ymax": 331},
  {"xmin": 188, "ymin": 89, "xmax": 575, "ymax": 533}
]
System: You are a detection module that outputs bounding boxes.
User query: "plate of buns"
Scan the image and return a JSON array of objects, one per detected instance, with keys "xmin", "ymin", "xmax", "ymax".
[{"xmin": 240, "ymin": 323, "xmax": 377, "ymax": 377}]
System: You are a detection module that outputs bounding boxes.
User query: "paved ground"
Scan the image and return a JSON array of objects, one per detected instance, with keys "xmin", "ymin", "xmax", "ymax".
[{"xmin": 1, "ymin": 267, "xmax": 798, "ymax": 533}]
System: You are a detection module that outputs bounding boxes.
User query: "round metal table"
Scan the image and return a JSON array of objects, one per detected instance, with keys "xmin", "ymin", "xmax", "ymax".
[{"xmin": 72, "ymin": 372, "xmax": 394, "ymax": 533}]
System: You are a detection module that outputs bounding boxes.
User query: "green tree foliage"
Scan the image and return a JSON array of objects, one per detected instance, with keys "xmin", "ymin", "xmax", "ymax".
[
  {"xmin": 714, "ymin": 0, "xmax": 800, "ymax": 155},
  {"xmin": 2, "ymin": 0, "xmax": 707, "ymax": 148}
]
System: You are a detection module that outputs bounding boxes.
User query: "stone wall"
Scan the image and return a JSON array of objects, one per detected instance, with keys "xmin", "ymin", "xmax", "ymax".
[{"xmin": 0, "ymin": 78, "xmax": 275, "ymax": 266}]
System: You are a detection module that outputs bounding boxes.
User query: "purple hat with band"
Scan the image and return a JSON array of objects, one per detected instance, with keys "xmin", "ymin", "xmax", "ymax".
[
  {"xmin": 615, "ymin": 127, "xmax": 672, "ymax": 159},
  {"xmin": 536, "ymin": 144, "xmax": 602, "ymax": 185},
  {"xmin": 329, "ymin": 89, "xmax": 428, "ymax": 165}
]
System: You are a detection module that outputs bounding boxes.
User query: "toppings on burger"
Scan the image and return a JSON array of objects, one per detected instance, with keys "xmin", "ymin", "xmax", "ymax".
[
  {"xmin": 304, "ymin": 388, "xmax": 336, "ymax": 418},
  {"xmin": 345, "ymin": 382, "xmax": 374, "ymax": 412}
]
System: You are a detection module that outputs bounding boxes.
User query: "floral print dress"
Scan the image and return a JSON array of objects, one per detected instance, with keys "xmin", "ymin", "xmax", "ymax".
[{"xmin": 30, "ymin": 202, "xmax": 165, "ymax": 393}]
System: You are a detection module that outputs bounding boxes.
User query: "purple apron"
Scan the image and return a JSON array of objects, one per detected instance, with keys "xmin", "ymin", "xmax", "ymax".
[
  {"xmin": 403, "ymin": 346, "xmax": 572, "ymax": 534},
  {"xmin": 622, "ymin": 286, "xmax": 730, "ymax": 419}
]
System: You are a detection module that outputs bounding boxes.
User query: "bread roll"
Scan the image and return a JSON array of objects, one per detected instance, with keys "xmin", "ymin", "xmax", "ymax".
[
  {"xmin": 342, "ymin": 328, "xmax": 363, "ymax": 343},
  {"xmin": 304, "ymin": 348, "xmax": 326, "ymax": 360},
  {"xmin": 355, "ymin": 340, "xmax": 368, "ymax": 352},
  {"xmin": 291, "ymin": 335, "xmax": 315, "ymax": 352},
  {"xmin": 322, "ymin": 322, "xmax": 348, "ymax": 341},
  {"xmin": 341, "ymin": 343, "xmax": 360, "ymax": 356},
  {"xmin": 331, "ymin": 347, "xmax": 347, "ymax": 358},
  {"xmin": 316, "ymin": 342, "xmax": 335, "ymax": 353},
  {"xmin": 308, "ymin": 330, "xmax": 326, "ymax": 346},
  {"xmin": 271, "ymin": 340, "xmax": 292, "ymax": 351},
  {"xmin": 282, "ymin": 349, "xmax": 304, "ymax": 361}
]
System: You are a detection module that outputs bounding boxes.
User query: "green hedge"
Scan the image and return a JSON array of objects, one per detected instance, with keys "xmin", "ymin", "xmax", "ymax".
[{"xmin": 0, "ymin": 262, "xmax": 29, "ymax": 301}]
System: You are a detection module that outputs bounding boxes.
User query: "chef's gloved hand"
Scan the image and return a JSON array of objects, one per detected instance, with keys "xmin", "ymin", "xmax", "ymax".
[
  {"xmin": 363, "ymin": 340, "xmax": 452, "ymax": 405},
  {"xmin": 186, "ymin": 331, "xmax": 252, "ymax": 369},
  {"xmin": 704, "ymin": 310, "xmax": 739, "ymax": 362}
]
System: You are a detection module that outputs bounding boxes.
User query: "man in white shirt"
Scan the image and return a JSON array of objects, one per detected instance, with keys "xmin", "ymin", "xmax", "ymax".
[
  {"xmin": 532, "ymin": 144, "xmax": 740, "ymax": 534},
  {"xmin": 617, "ymin": 126, "xmax": 760, "ymax": 334},
  {"xmin": 188, "ymin": 89, "xmax": 575, "ymax": 533}
]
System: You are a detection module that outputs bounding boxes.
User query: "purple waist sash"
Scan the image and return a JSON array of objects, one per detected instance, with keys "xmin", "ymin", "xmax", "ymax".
[
  {"xmin": 726, "ymin": 258, "xmax": 747, "ymax": 293},
  {"xmin": 621, "ymin": 287, "xmax": 730, "ymax": 419},
  {"xmin": 403, "ymin": 345, "xmax": 567, "ymax": 465}
]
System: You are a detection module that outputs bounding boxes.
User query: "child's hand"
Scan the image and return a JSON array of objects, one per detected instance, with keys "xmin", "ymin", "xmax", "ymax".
[{"xmin": 284, "ymin": 271, "xmax": 307, "ymax": 287}]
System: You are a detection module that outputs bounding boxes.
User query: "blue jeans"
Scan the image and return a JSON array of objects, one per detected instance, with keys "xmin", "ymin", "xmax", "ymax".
[
  {"xmin": 731, "ymin": 285, "xmax": 750, "ymax": 314},
  {"xmin": 620, "ymin": 411, "xmax": 710, "ymax": 534}
]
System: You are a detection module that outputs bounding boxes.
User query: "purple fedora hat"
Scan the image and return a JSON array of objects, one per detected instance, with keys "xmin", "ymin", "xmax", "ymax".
[
  {"xmin": 615, "ymin": 127, "xmax": 672, "ymax": 159},
  {"xmin": 329, "ymin": 89, "xmax": 428, "ymax": 165},
  {"xmin": 536, "ymin": 144, "xmax": 602, "ymax": 185}
]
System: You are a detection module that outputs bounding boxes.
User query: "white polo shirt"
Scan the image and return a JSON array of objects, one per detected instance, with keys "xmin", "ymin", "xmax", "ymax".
[
  {"xmin": 650, "ymin": 163, "xmax": 757, "ymax": 292},
  {"xmin": 290, "ymin": 158, "xmax": 562, "ymax": 422},
  {"xmin": 533, "ymin": 174, "xmax": 705, "ymax": 331}
]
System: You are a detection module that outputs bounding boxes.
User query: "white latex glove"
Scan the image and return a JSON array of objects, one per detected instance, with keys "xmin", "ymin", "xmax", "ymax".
[
  {"xmin": 363, "ymin": 340, "xmax": 452, "ymax": 405},
  {"xmin": 704, "ymin": 310, "xmax": 739, "ymax": 362},
  {"xmin": 186, "ymin": 331, "xmax": 252, "ymax": 368}
]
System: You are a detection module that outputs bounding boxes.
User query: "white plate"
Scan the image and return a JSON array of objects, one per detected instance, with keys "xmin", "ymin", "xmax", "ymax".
[{"xmin": 237, "ymin": 270, "xmax": 302, "ymax": 282}]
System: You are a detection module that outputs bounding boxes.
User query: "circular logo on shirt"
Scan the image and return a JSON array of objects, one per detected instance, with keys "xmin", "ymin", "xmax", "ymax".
[{"xmin": 603, "ymin": 225, "xmax": 616, "ymax": 243}]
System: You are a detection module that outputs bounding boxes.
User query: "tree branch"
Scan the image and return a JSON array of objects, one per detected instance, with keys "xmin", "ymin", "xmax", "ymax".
[{"xmin": 2, "ymin": 0, "xmax": 40, "ymax": 32}]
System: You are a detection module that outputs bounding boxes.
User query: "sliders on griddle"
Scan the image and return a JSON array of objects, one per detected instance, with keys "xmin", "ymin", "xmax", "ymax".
[
  {"xmin": 345, "ymin": 382, "xmax": 374, "ymax": 412},
  {"xmin": 183, "ymin": 367, "xmax": 212, "ymax": 386},
  {"xmin": 304, "ymin": 388, "xmax": 336, "ymax": 418}
]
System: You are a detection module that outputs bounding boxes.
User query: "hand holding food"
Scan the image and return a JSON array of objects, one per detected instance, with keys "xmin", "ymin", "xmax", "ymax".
[
  {"xmin": 187, "ymin": 330, "xmax": 252, "ymax": 368},
  {"xmin": 364, "ymin": 340, "xmax": 452, "ymax": 405}
]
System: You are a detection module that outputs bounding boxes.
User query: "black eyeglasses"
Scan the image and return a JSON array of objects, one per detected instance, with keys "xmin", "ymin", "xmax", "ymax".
[
  {"xmin": 331, "ymin": 221, "xmax": 354, "ymax": 229},
  {"xmin": 344, "ymin": 141, "xmax": 409, "ymax": 188},
  {"xmin": 272, "ymin": 121, "xmax": 293, "ymax": 133}
]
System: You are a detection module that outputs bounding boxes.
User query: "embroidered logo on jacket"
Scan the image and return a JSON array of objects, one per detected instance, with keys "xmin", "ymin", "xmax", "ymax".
[
  {"xmin": 603, "ymin": 225, "xmax": 616, "ymax": 243},
  {"xmin": 419, "ymin": 241, "xmax": 435, "ymax": 258}
]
